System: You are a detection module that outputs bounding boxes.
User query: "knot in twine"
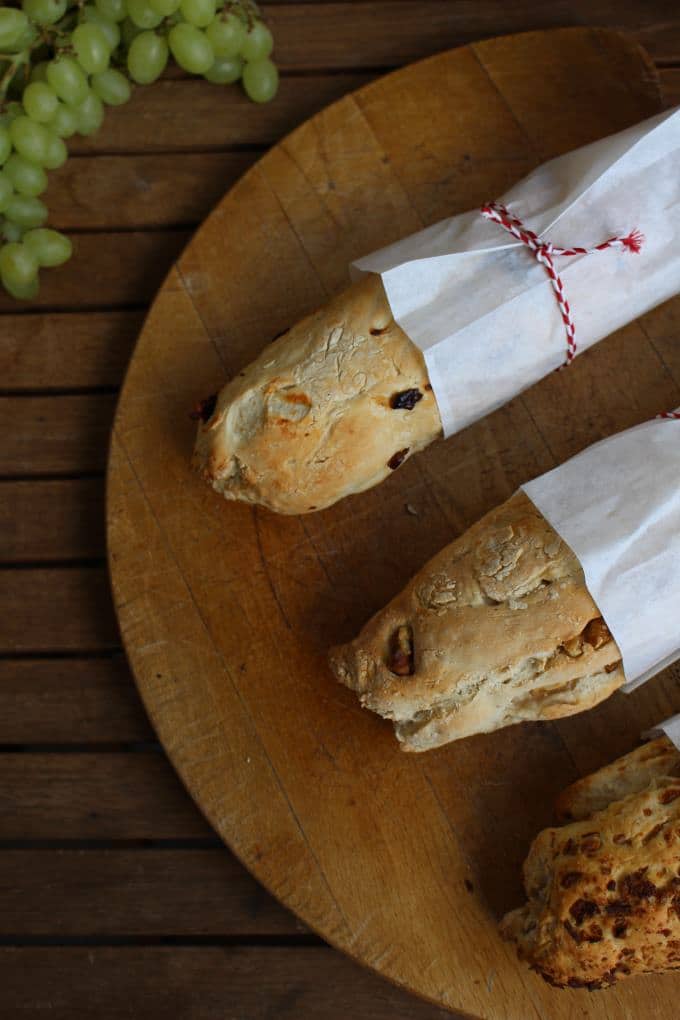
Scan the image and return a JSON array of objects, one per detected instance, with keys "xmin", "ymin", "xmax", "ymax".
[{"xmin": 480, "ymin": 201, "xmax": 644, "ymax": 366}]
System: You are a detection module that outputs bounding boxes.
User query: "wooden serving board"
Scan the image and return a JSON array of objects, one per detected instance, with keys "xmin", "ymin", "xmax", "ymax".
[{"xmin": 107, "ymin": 28, "xmax": 680, "ymax": 1019}]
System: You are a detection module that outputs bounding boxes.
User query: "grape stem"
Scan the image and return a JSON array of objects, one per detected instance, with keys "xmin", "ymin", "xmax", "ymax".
[
  {"xmin": 225, "ymin": 0, "xmax": 261, "ymax": 30},
  {"xmin": 0, "ymin": 51, "xmax": 28, "ymax": 99}
]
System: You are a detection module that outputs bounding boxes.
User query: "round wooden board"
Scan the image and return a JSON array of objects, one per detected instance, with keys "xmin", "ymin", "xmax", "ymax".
[{"xmin": 108, "ymin": 28, "xmax": 680, "ymax": 1019}]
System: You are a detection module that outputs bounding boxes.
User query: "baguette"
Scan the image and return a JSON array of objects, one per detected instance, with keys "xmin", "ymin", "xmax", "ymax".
[
  {"xmin": 501, "ymin": 737, "xmax": 680, "ymax": 989},
  {"xmin": 192, "ymin": 274, "xmax": 442, "ymax": 515},
  {"xmin": 329, "ymin": 491, "xmax": 624, "ymax": 751}
]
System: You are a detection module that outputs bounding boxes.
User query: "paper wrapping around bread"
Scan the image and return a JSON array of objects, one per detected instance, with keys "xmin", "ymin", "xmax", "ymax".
[
  {"xmin": 192, "ymin": 274, "xmax": 442, "ymax": 515},
  {"xmin": 354, "ymin": 107, "xmax": 680, "ymax": 438},
  {"xmin": 501, "ymin": 737, "xmax": 680, "ymax": 989},
  {"xmin": 523, "ymin": 416, "xmax": 680, "ymax": 691},
  {"xmin": 328, "ymin": 491, "xmax": 624, "ymax": 751}
]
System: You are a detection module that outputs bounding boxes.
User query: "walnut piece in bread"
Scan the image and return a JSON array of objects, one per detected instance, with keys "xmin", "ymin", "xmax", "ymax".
[
  {"xmin": 502, "ymin": 737, "xmax": 680, "ymax": 989},
  {"xmin": 192, "ymin": 273, "xmax": 442, "ymax": 514},
  {"xmin": 329, "ymin": 490, "xmax": 624, "ymax": 751}
]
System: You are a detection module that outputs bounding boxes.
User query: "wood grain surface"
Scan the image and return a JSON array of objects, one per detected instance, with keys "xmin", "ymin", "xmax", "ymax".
[
  {"xmin": 2, "ymin": 4, "xmax": 680, "ymax": 1017},
  {"xmin": 107, "ymin": 25, "xmax": 680, "ymax": 1019},
  {"xmin": 0, "ymin": 948, "xmax": 454, "ymax": 1020}
]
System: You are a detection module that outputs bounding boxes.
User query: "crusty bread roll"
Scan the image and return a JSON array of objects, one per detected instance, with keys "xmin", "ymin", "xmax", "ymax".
[
  {"xmin": 502, "ymin": 737, "xmax": 680, "ymax": 989},
  {"xmin": 329, "ymin": 491, "xmax": 624, "ymax": 751},
  {"xmin": 556, "ymin": 737, "xmax": 680, "ymax": 823},
  {"xmin": 192, "ymin": 273, "xmax": 442, "ymax": 514}
]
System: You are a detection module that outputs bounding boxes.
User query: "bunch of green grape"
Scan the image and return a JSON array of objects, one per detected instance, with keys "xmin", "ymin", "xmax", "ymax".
[{"xmin": 0, "ymin": 0, "xmax": 277, "ymax": 301}]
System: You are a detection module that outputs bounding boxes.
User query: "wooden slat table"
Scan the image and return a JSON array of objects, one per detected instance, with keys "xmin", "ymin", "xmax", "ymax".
[{"xmin": 1, "ymin": 4, "xmax": 678, "ymax": 1017}]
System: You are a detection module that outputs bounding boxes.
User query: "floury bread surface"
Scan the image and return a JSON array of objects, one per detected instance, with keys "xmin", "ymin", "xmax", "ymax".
[
  {"xmin": 329, "ymin": 491, "xmax": 625, "ymax": 750},
  {"xmin": 502, "ymin": 737, "xmax": 680, "ymax": 989},
  {"xmin": 192, "ymin": 274, "xmax": 442, "ymax": 514}
]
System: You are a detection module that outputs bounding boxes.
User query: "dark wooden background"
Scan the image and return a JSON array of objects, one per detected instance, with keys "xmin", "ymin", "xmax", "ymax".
[{"xmin": 1, "ymin": 3, "xmax": 678, "ymax": 1017}]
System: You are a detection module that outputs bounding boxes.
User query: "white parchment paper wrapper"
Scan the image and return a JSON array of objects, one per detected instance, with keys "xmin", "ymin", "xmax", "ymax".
[
  {"xmin": 643, "ymin": 715, "xmax": 680, "ymax": 750},
  {"xmin": 522, "ymin": 417, "xmax": 680, "ymax": 692},
  {"xmin": 353, "ymin": 107, "xmax": 680, "ymax": 437}
]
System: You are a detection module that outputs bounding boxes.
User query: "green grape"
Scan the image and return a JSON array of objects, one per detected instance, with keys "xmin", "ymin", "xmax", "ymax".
[
  {"xmin": 0, "ymin": 126, "xmax": 11, "ymax": 166},
  {"xmin": 127, "ymin": 0, "xmax": 163, "ymax": 29},
  {"xmin": 2, "ymin": 273, "xmax": 39, "ymax": 300},
  {"xmin": 0, "ymin": 241, "xmax": 39, "ymax": 287},
  {"xmin": 30, "ymin": 62, "xmax": 50, "ymax": 84},
  {"xmin": 205, "ymin": 13, "xmax": 246, "ymax": 58},
  {"xmin": 73, "ymin": 92, "xmax": 104, "ymax": 135},
  {"xmin": 127, "ymin": 31, "xmax": 169, "ymax": 84},
  {"xmin": 21, "ymin": 0, "xmax": 68, "ymax": 26},
  {"xmin": 91, "ymin": 68, "xmax": 131, "ymax": 106},
  {"xmin": 179, "ymin": 0, "xmax": 215, "ymax": 29},
  {"xmin": 149, "ymin": 0, "xmax": 180, "ymax": 13},
  {"xmin": 51, "ymin": 103, "xmax": 79, "ymax": 138},
  {"xmin": 22, "ymin": 82, "xmax": 59, "ymax": 124},
  {"xmin": 9, "ymin": 21, "xmax": 39, "ymax": 53},
  {"xmin": 43, "ymin": 133, "xmax": 68, "ymax": 170},
  {"xmin": 47, "ymin": 57, "xmax": 90, "ymax": 106},
  {"xmin": 121, "ymin": 17, "xmax": 143, "ymax": 47},
  {"xmin": 24, "ymin": 228, "xmax": 72, "ymax": 267},
  {"xmin": 73, "ymin": 23, "xmax": 112, "ymax": 75},
  {"xmin": 0, "ymin": 173, "xmax": 13, "ymax": 213},
  {"xmin": 95, "ymin": 0, "xmax": 128, "ymax": 22},
  {"xmin": 82, "ymin": 7, "xmax": 122, "ymax": 51},
  {"xmin": 241, "ymin": 21, "xmax": 273, "ymax": 61},
  {"xmin": 5, "ymin": 272, "xmax": 38, "ymax": 296},
  {"xmin": 9, "ymin": 117, "xmax": 50, "ymax": 166},
  {"xmin": 168, "ymin": 23, "xmax": 214, "ymax": 74},
  {"xmin": 242, "ymin": 58, "xmax": 278, "ymax": 103},
  {"xmin": 0, "ymin": 9, "xmax": 29, "ymax": 50},
  {"xmin": 5, "ymin": 194, "xmax": 48, "ymax": 229},
  {"xmin": 4, "ymin": 154, "xmax": 47, "ymax": 198},
  {"xmin": 205, "ymin": 54, "xmax": 242, "ymax": 84}
]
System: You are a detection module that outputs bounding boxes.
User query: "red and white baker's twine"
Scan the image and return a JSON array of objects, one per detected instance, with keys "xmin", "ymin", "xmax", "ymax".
[
  {"xmin": 658, "ymin": 411, "xmax": 680, "ymax": 420},
  {"xmin": 480, "ymin": 202, "xmax": 644, "ymax": 366}
]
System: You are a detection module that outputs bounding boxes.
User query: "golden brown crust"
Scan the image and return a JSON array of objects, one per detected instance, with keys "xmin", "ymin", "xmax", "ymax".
[
  {"xmin": 192, "ymin": 274, "xmax": 442, "ymax": 514},
  {"xmin": 502, "ymin": 740, "xmax": 680, "ymax": 989},
  {"xmin": 329, "ymin": 491, "xmax": 624, "ymax": 750},
  {"xmin": 557, "ymin": 737, "xmax": 680, "ymax": 822}
]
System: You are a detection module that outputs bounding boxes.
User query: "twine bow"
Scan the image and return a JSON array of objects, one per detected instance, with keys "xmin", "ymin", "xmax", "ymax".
[{"xmin": 480, "ymin": 201, "xmax": 644, "ymax": 366}]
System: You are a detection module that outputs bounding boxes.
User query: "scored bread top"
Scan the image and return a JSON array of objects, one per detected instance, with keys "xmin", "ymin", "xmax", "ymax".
[{"xmin": 192, "ymin": 273, "xmax": 442, "ymax": 514}]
